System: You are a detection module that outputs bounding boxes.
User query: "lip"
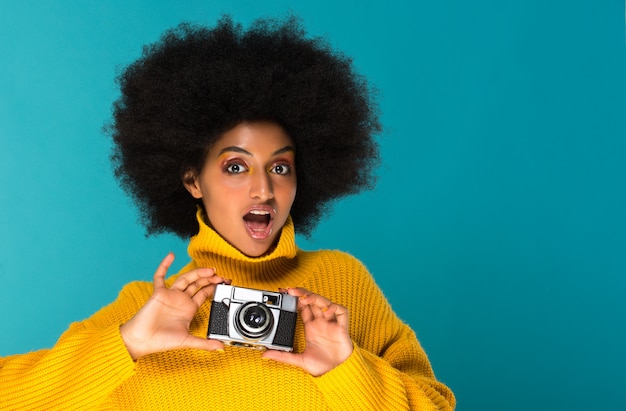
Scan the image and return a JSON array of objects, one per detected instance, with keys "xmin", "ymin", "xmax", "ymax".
[{"xmin": 243, "ymin": 205, "xmax": 276, "ymax": 240}]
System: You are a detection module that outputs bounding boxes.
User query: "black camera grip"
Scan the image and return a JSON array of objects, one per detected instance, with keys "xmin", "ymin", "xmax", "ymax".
[
  {"xmin": 207, "ymin": 300, "xmax": 230, "ymax": 337},
  {"xmin": 272, "ymin": 310, "xmax": 297, "ymax": 348}
]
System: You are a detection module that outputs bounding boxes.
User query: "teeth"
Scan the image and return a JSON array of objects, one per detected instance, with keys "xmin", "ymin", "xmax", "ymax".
[{"xmin": 249, "ymin": 210, "xmax": 270, "ymax": 215}]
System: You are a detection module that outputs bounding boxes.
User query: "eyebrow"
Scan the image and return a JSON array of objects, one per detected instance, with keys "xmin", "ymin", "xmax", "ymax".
[{"xmin": 217, "ymin": 145, "xmax": 295, "ymax": 157}]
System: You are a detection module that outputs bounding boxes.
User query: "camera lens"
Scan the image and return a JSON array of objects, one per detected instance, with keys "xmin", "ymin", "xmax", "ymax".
[
  {"xmin": 244, "ymin": 307, "xmax": 267, "ymax": 328},
  {"xmin": 235, "ymin": 302, "xmax": 274, "ymax": 340}
]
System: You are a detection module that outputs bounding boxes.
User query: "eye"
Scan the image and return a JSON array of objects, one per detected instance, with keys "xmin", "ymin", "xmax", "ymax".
[
  {"xmin": 224, "ymin": 161, "xmax": 247, "ymax": 174},
  {"xmin": 271, "ymin": 163, "xmax": 292, "ymax": 175}
]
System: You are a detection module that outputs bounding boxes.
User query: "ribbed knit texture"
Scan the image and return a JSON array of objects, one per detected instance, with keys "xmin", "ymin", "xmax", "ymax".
[{"xmin": 0, "ymin": 213, "xmax": 455, "ymax": 410}]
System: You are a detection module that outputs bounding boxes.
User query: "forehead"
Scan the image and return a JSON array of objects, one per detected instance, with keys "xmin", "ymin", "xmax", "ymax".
[{"xmin": 212, "ymin": 122, "xmax": 294, "ymax": 155}]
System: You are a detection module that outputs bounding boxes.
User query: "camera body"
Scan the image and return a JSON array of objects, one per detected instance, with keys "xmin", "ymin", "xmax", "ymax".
[{"xmin": 207, "ymin": 284, "xmax": 298, "ymax": 352}]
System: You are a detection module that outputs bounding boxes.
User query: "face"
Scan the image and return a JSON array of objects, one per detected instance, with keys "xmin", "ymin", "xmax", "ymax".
[{"xmin": 184, "ymin": 122, "xmax": 297, "ymax": 257}]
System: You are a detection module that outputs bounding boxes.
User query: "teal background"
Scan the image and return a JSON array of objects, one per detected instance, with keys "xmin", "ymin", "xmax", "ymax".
[{"xmin": 1, "ymin": 1, "xmax": 624, "ymax": 409}]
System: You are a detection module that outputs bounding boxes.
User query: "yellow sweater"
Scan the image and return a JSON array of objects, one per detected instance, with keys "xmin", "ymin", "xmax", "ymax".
[{"xmin": 0, "ymin": 216, "xmax": 455, "ymax": 410}]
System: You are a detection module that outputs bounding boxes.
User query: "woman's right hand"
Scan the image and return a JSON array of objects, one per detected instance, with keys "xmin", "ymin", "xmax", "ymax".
[{"xmin": 120, "ymin": 253, "xmax": 230, "ymax": 360}]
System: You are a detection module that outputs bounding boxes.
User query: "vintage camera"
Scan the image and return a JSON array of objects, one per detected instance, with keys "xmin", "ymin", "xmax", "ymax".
[{"xmin": 207, "ymin": 284, "xmax": 298, "ymax": 352}]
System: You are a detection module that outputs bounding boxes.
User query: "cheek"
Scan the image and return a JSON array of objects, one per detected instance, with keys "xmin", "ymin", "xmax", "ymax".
[
  {"xmin": 206, "ymin": 174, "xmax": 245, "ymax": 196},
  {"xmin": 277, "ymin": 178, "xmax": 297, "ymax": 199},
  {"xmin": 284, "ymin": 185, "xmax": 298, "ymax": 210},
  {"xmin": 200, "ymin": 181, "xmax": 233, "ymax": 211}
]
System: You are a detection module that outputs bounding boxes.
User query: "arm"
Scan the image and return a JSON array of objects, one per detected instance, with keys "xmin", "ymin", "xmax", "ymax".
[
  {"xmin": 0, "ymin": 285, "xmax": 143, "ymax": 410},
  {"xmin": 265, "ymin": 252, "xmax": 455, "ymax": 410},
  {"xmin": 0, "ymin": 254, "xmax": 229, "ymax": 410},
  {"xmin": 315, "ymin": 323, "xmax": 455, "ymax": 410}
]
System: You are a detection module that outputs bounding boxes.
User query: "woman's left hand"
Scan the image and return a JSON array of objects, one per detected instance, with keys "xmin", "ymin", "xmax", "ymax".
[{"xmin": 262, "ymin": 287, "xmax": 353, "ymax": 376}]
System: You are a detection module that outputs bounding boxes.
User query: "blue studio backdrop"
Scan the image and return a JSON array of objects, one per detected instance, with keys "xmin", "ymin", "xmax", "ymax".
[{"xmin": 1, "ymin": 1, "xmax": 625, "ymax": 410}]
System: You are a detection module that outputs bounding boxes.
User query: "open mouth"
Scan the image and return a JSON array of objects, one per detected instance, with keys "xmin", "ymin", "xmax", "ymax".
[{"xmin": 243, "ymin": 208, "xmax": 274, "ymax": 239}]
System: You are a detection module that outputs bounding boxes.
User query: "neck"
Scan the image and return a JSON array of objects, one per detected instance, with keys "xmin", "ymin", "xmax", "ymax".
[{"xmin": 186, "ymin": 210, "xmax": 300, "ymax": 289}]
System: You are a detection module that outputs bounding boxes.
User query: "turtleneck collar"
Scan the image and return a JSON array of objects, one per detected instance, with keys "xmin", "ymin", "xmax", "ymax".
[{"xmin": 186, "ymin": 209, "xmax": 301, "ymax": 288}]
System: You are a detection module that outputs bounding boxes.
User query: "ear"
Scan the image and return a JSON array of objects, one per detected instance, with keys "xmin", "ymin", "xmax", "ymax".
[{"xmin": 182, "ymin": 169, "xmax": 203, "ymax": 199}]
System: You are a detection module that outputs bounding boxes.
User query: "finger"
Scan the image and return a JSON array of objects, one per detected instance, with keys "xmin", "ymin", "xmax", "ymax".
[
  {"xmin": 299, "ymin": 293, "xmax": 332, "ymax": 311},
  {"xmin": 186, "ymin": 279, "xmax": 210, "ymax": 297},
  {"xmin": 298, "ymin": 304, "xmax": 314, "ymax": 324},
  {"xmin": 171, "ymin": 268, "xmax": 217, "ymax": 291},
  {"xmin": 321, "ymin": 303, "xmax": 337, "ymax": 318},
  {"xmin": 191, "ymin": 276, "xmax": 232, "ymax": 303},
  {"xmin": 153, "ymin": 253, "xmax": 175, "ymax": 289},
  {"xmin": 335, "ymin": 307, "xmax": 349, "ymax": 328},
  {"xmin": 286, "ymin": 288, "xmax": 329, "ymax": 305},
  {"xmin": 285, "ymin": 287, "xmax": 311, "ymax": 298},
  {"xmin": 324, "ymin": 304, "xmax": 350, "ymax": 327},
  {"xmin": 186, "ymin": 274, "xmax": 224, "ymax": 294},
  {"xmin": 320, "ymin": 304, "xmax": 335, "ymax": 319},
  {"xmin": 181, "ymin": 335, "xmax": 225, "ymax": 352},
  {"xmin": 262, "ymin": 349, "xmax": 304, "ymax": 369},
  {"xmin": 190, "ymin": 283, "xmax": 218, "ymax": 306},
  {"xmin": 310, "ymin": 303, "xmax": 325, "ymax": 319}
]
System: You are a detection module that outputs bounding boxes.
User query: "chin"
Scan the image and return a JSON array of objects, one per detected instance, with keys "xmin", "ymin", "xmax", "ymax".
[
  {"xmin": 239, "ymin": 238, "xmax": 277, "ymax": 258},
  {"xmin": 241, "ymin": 247, "xmax": 271, "ymax": 258}
]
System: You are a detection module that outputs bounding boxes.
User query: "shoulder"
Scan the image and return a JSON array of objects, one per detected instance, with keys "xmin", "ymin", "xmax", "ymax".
[
  {"xmin": 116, "ymin": 280, "xmax": 154, "ymax": 306},
  {"xmin": 299, "ymin": 248, "xmax": 368, "ymax": 272},
  {"xmin": 297, "ymin": 248, "xmax": 375, "ymax": 287},
  {"xmin": 297, "ymin": 248, "xmax": 382, "ymax": 300},
  {"xmin": 78, "ymin": 280, "xmax": 154, "ymax": 329}
]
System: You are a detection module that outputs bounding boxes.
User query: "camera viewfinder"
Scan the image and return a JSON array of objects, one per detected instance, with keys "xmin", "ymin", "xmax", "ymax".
[{"xmin": 263, "ymin": 294, "xmax": 280, "ymax": 306}]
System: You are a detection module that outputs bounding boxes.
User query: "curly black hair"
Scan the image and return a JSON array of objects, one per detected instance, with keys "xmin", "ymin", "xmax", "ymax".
[{"xmin": 108, "ymin": 15, "xmax": 381, "ymax": 239}]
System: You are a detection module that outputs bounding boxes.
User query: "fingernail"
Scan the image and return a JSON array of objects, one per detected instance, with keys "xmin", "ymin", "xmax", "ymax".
[{"xmin": 215, "ymin": 348, "xmax": 225, "ymax": 354}]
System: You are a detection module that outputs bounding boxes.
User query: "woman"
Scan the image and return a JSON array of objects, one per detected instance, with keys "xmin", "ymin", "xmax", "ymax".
[{"xmin": 0, "ymin": 16, "xmax": 455, "ymax": 410}]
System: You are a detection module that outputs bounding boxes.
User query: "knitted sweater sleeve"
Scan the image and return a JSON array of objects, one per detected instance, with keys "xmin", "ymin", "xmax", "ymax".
[
  {"xmin": 309, "ymin": 252, "xmax": 455, "ymax": 410},
  {"xmin": 0, "ymin": 282, "xmax": 150, "ymax": 410}
]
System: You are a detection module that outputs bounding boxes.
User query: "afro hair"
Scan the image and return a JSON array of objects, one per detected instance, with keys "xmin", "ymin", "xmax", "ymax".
[{"xmin": 108, "ymin": 15, "xmax": 381, "ymax": 239}]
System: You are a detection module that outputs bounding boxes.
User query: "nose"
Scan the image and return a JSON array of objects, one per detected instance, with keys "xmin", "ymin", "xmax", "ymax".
[{"xmin": 249, "ymin": 170, "xmax": 274, "ymax": 201}]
